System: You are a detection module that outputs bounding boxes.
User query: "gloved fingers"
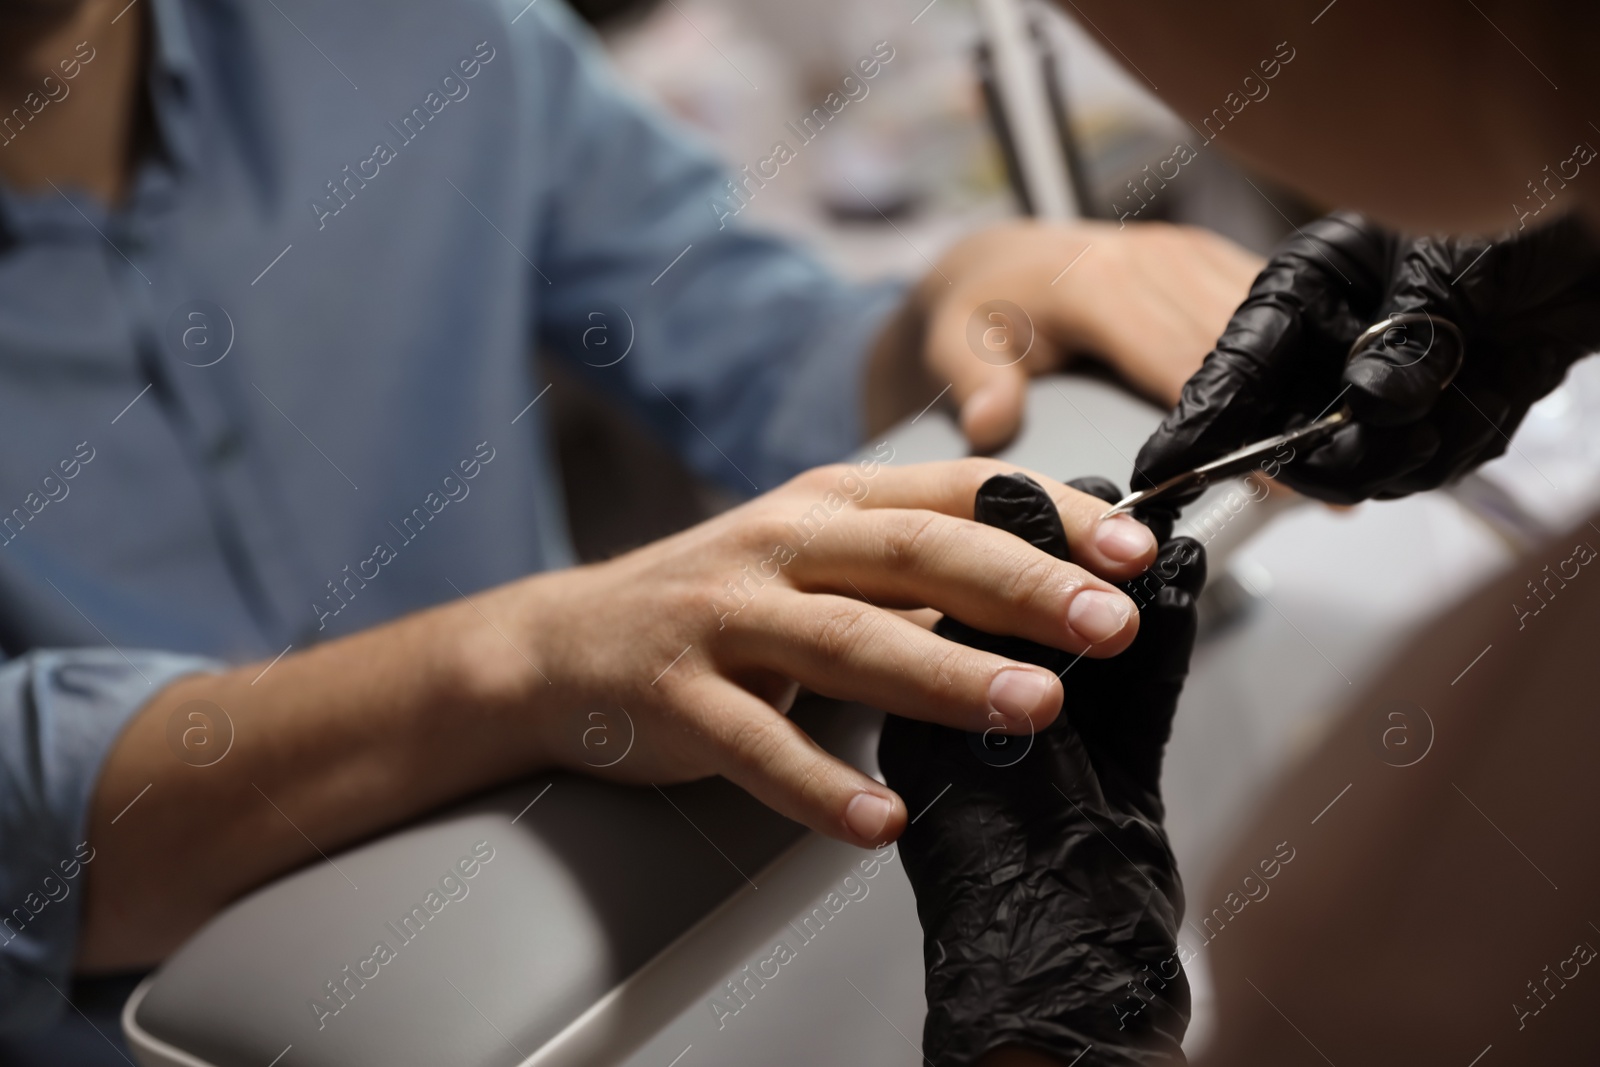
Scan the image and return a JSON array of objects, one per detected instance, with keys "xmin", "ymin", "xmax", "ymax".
[
  {"xmin": 1037, "ymin": 709, "xmax": 1113, "ymax": 813},
  {"xmin": 1375, "ymin": 385, "xmax": 1511, "ymax": 498},
  {"xmin": 1342, "ymin": 234, "xmax": 1477, "ymax": 426},
  {"xmin": 1445, "ymin": 383, "xmax": 1525, "ymax": 478},
  {"xmin": 739, "ymin": 591, "xmax": 1065, "ymax": 733},
  {"xmin": 1133, "ymin": 322, "xmax": 1352, "ymax": 500},
  {"xmin": 1277, "ymin": 419, "xmax": 1441, "ymax": 504},
  {"xmin": 1073, "ymin": 556, "xmax": 1202, "ymax": 801},
  {"xmin": 974, "ymin": 472, "xmax": 1072, "ymax": 561},
  {"xmin": 1451, "ymin": 426, "xmax": 1512, "ymax": 478},
  {"xmin": 1130, "ymin": 506, "xmax": 1176, "ymax": 548},
  {"xmin": 1267, "ymin": 210, "xmax": 1398, "ymax": 305},
  {"xmin": 1166, "ymin": 536, "xmax": 1207, "ymax": 597},
  {"xmin": 877, "ymin": 715, "xmax": 1006, "ymax": 827},
  {"xmin": 699, "ymin": 677, "xmax": 908, "ymax": 847},
  {"xmin": 1132, "ymin": 214, "xmax": 1394, "ymax": 492},
  {"xmin": 1122, "ymin": 536, "xmax": 1207, "ymax": 604},
  {"xmin": 1133, "ymin": 335, "xmax": 1295, "ymax": 497},
  {"xmin": 1339, "ymin": 217, "xmax": 1600, "ymax": 499},
  {"xmin": 1149, "ymin": 585, "xmax": 1200, "ymax": 680},
  {"xmin": 1478, "ymin": 214, "xmax": 1600, "ymax": 346},
  {"xmin": 1086, "ymin": 542, "xmax": 1204, "ymax": 700},
  {"xmin": 875, "ymin": 713, "xmax": 942, "ymax": 797}
]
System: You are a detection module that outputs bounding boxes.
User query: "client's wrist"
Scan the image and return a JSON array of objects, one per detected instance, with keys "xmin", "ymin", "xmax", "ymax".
[{"xmin": 426, "ymin": 573, "xmax": 566, "ymax": 768}]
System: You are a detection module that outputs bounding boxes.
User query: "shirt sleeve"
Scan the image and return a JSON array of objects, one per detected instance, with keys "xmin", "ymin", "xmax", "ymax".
[
  {"xmin": 0, "ymin": 649, "xmax": 222, "ymax": 1035},
  {"xmin": 510, "ymin": 0, "xmax": 906, "ymax": 494}
]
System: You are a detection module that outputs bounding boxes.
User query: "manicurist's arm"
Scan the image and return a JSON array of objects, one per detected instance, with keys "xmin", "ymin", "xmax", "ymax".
[{"xmin": 1060, "ymin": 0, "xmax": 1599, "ymax": 233}]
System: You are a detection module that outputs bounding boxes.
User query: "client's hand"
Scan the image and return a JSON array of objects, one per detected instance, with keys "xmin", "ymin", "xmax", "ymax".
[
  {"xmin": 879, "ymin": 473, "xmax": 1204, "ymax": 1066},
  {"xmin": 869, "ymin": 221, "xmax": 1263, "ymax": 450},
  {"xmin": 79, "ymin": 460, "xmax": 1155, "ymax": 969},
  {"xmin": 469, "ymin": 458, "xmax": 1157, "ymax": 849}
]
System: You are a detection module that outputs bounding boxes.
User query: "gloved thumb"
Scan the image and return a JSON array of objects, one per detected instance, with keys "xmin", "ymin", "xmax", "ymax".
[{"xmin": 1342, "ymin": 235, "xmax": 1476, "ymax": 426}]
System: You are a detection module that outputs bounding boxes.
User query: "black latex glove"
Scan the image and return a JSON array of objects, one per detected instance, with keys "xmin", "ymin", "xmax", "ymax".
[
  {"xmin": 1134, "ymin": 211, "xmax": 1600, "ymax": 510},
  {"xmin": 879, "ymin": 473, "xmax": 1204, "ymax": 1067}
]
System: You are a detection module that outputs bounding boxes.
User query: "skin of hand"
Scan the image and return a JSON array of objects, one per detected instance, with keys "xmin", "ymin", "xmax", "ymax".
[
  {"xmin": 475, "ymin": 459, "xmax": 1157, "ymax": 835},
  {"xmin": 868, "ymin": 220, "xmax": 1265, "ymax": 451},
  {"xmin": 79, "ymin": 458, "xmax": 1157, "ymax": 970},
  {"xmin": 1057, "ymin": 0, "xmax": 1599, "ymax": 234}
]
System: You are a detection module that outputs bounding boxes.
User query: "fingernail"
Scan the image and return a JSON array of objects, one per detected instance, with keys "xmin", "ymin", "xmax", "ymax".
[
  {"xmin": 844, "ymin": 793, "xmax": 893, "ymax": 842},
  {"xmin": 987, "ymin": 667, "xmax": 1054, "ymax": 724},
  {"xmin": 1068, "ymin": 590, "xmax": 1133, "ymax": 644},
  {"xmin": 1094, "ymin": 516, "xmax": 1156, "ymax": 563}
]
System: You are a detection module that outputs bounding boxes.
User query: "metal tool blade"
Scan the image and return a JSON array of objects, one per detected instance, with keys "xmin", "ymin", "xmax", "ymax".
[{"xmin": 1100, "ymin": 408, "xmax": 1351, "ymax": 519}]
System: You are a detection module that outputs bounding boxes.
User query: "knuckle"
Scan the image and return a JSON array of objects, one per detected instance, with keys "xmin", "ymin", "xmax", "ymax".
[
  {"xmin": 721, "ymin": 713, "xmax": 785, "ymax": 772},
  {"xmin": 879, "ymin": 509, "xmax": 946, "ymax": 573},
  {"xmin": 997, "ymin": 551, "xmax": 1071, "ymax": 611},
  {"xmin": 794, "ymin": 464, "xmax": 848, "ymax": 494},
  {"xmin": 810, "ymin": 601, "xmax": 879, "ymax": 664},
  {"xmin": 926, "ymin": 640, "xmax": 977, "ymax": 696}
]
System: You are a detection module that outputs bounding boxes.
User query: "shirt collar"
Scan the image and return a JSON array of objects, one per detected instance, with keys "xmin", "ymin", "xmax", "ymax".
[
  {"xmin": 0, "ymin": 0, "xmax": 198, "ymax": 238},
  {"xmin": 149, "ymin": 0, "xmax": 201, "ymax": 99},
  {"xmin": 140, "ymin": 0, "xmax": 203, "ymax": 178}
]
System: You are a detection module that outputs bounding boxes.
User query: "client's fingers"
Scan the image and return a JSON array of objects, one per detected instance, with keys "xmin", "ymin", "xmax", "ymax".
[
  {"xmin": 854, "ymin": 460, "xmax": 1159, "ymax": 577},
  {"xmin": 735, "ymin": 591, "xmax": 1064, "ymax": 732},
  {"xmin": 701, "ymin": 677, "xmax": 908, "ymax": 847},
  {"xmin": 786, "ymin": 509, "xmax": 1140, "ymax": 656},
  {"xmin": 924, "ymin": 295, "xmax": 1034, "ymax": 454}
]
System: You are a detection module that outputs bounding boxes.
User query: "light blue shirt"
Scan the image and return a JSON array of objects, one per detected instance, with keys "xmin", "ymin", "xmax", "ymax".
[{"xmin": 0, "ymin": 0, "xmax": 899, "ymax": 1033}]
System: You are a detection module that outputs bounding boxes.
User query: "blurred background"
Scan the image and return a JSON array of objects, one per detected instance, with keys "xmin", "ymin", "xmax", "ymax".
[
  {"xmin": 583, "ymin": 0, "xmax": 1294, "ymax": 277},
  {"xmin": 552, "ymin": 0, "xmax": 1313, "ymax": 560}
]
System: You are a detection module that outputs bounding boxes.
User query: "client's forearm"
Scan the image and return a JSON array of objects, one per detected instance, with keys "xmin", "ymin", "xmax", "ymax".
[{"xmin": 76, "ymin": 593, "xmax": 545, "ymax": 971}]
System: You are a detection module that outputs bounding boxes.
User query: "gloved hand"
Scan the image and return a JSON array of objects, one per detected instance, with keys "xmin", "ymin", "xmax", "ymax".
[
  {"xmin": 1134, "ymin": 211, "xmax": 1600, "ymax": 508},
  {"xmin": 879, "ymin": 473, "xmax": 1204, "ymax": 1067}
]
